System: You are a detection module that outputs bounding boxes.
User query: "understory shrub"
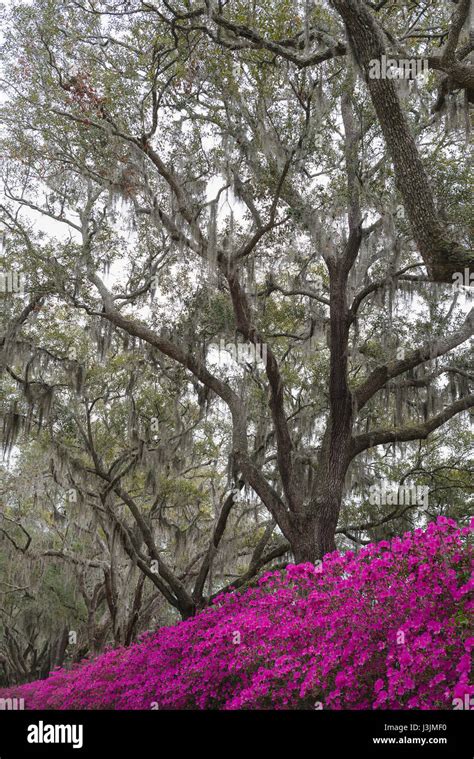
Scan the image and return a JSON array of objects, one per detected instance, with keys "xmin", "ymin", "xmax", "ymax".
[{"xmin": 1, "ymin": 517, "xmax": 472, "ymax": 710}]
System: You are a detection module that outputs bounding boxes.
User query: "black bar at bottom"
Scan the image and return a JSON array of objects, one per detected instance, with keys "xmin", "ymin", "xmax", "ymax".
[{"xmin": 0, "ymin": 709, "xmax": 471, "ymax": 758}]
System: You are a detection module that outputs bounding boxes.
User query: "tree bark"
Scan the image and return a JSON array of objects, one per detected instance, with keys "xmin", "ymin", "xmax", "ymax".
[{"xmin": 330, "ymin": 0, "xmax": 473, "ymax": 282}]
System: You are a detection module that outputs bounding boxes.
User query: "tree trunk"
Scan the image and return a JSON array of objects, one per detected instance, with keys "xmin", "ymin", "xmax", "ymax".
[
  {"xmin": 291, "ymin": 472, "xmax": 348, "ymax": 563},
  {"xmin": 330, "ymin": 0, "xmax": 472, "ymax": 281},
  {"xmin": 290, "ymin": 247, "xmax": 355, "ymax": 563}
]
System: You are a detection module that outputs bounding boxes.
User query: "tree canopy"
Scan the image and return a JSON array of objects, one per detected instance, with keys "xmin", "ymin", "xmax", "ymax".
[{"xmin": 0, "ymin": 0, "xmax": 472, "ymax": 682}]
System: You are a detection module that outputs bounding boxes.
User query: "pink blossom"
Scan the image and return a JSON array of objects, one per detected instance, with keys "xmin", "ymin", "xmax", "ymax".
[{"xmin": 0, "ymin": 518, "xmax": 471, "ymax": 711}]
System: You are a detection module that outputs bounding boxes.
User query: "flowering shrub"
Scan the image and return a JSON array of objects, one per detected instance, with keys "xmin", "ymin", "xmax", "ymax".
[{"xmin": 1, "ymin": 518, "xmax": 472, "ymax": 710}]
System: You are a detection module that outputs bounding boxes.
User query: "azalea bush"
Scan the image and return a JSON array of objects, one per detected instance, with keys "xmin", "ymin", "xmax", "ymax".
[{"xmin": 1, "ymin": 518, "xmax": 472, "ymax": 710}]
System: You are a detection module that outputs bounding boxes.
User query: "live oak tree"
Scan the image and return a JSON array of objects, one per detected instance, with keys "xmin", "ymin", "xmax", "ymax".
[
  {"xmin": 1, "ymin": 0, "xmax": 472, "ymax": 586},
  {"xmin": 339, "ymin": 419, "xmax": 473, "ymax": 546},
  {"xmin": 1, "ymin": 312, "xmax": 289, "ymax": 624},
  {"xmin": 0, "ymin": 456, "xmax": 84, "ymax": 685},
  {"xmin": 2, "ymin": 290, "xmax": 296, "ymax": 624}
]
